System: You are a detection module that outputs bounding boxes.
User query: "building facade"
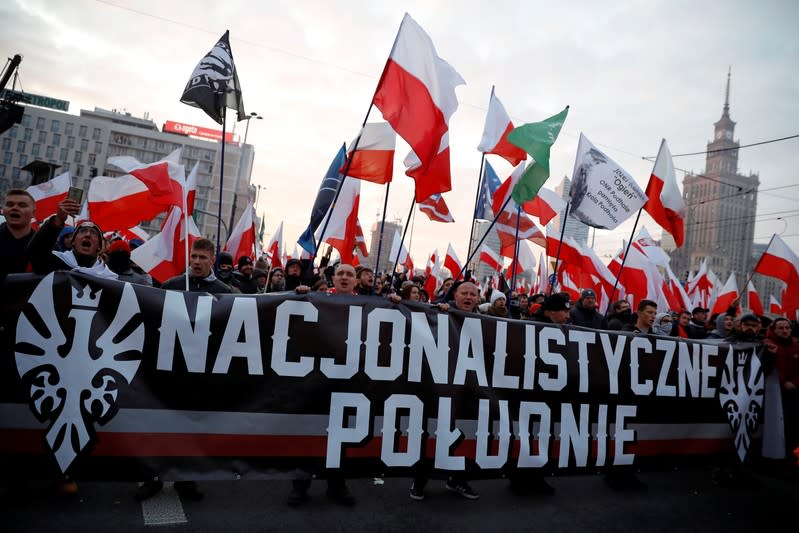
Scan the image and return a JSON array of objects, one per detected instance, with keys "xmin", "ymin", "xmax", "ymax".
[
  {"xmin": 670, "ymin": 72, "xmax": 759, "ymax": 285},
  {"xmin": 0, "ymin": 100, "xmax": 254, "ymax": 244},
  {"xmin": 367, "ymin": 219, "xmax": 402, "ymax": 274}
]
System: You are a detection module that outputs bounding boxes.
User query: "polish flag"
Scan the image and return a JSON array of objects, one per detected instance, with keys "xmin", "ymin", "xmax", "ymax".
[
  {"xmin": 131, "ymin": 206, "xmax": 200, "ymax": 283},
  {"xmin": 354, "ymin": 219, "xmax": 369, "ymax": 258},
  {"xmin": 536, "ymin": 252, "xmax": 550, "ymax": 295},
  {"xmin": 424, "ymin": 250, "xmax": 441, "ymax": 297},
  {"xmin": 747, "ymin": 281, "xmax": 764, "ymax": 316},
  {"xmin": 87, "ymin": 174, "xmax": 168, "ymax": 231},
  {"xmin": 519, "ymin": 187, "xmax": 565, "ymax": 226},
  {"xmin": 506, "ymin": 241, "xmax": 536, "ymax": 281},
  {"xmin": 107, "ymin": 149, "xmax": 185, "ymax": 208},
  {"xmin": 319, "ymin": 178, "xmax": 361, "ymax": 264},
  {"xmin": 418, "ymin": 193, "xmax": 455, "ymax": 223},
  {"xmin": 769, "ymin": 294, "xmax": 782, "ymax": 315},
  {"xmin": 26, "ymin": 172, "xmax": 70, "ymax": 221},
  {"xmin": 479, "ymin": 245, "xmax": 503, "ymax": 272},
  {"xmin": 389, "ymin": 229, "xmax": 413, "ymax": 271},
  {"xmin": 560, "ymin": 270, "xmax": 581, "ymax": 302},
  {"xmin": 753, "ymin": 234, "xmax": 799, "ymax": 316},
  {"xmin": 644, "ymin": 139, "xmax": 685, "ymax": 247},
  {"xmin": 117, "ymin": 225, "xmax": 150, "ymax": 243},
  {"xmin": 404, "ymin": 134, "xmax": 455, "ymax": 203},
  {"xmin": 185, "ymin": 161, "xmax": 199, "ymax": 216},
  {"xmin": 632, "ymin": 226, "xmax": 671, "ymax": 267},
  {"xmin": 373, "ymin": 13, "xmax": 465, "ymax": 199},
  {"xmin": 443, "ymin": 243, "xmax": 463, "ymax": 280},
  {"xmin": 343, "ymin": 122, "xmax": 396, "ymax": 184},
  {"xmin": 266, "ymin": 221, "xmax": 284, "ymax": 269},
  {"xmin": 224, "ymin": 204, "xmax": 257, "ymax": 262},
  {"xmin": 493, "ymin": 162, "xmax": 546, "ymax": 256},
  {"xmin": 710, "ymin": 273, "xmax": 739, "ymax": 316},
  {"xmin": 666, "ymin": 264, "xmax": 692, "ymax": 311},
  {"xmin": 608, "ymin": 246, "xmax": 654, "ymax": 309},
  {"xmin": 476, "ymin": 87, "xmax": 526, "ymax": 166}
]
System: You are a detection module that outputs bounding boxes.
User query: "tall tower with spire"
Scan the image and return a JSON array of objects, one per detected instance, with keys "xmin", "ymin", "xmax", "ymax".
[{"xmin": 671, "ymin": 69, "xmax": 760, "ymax": 286}]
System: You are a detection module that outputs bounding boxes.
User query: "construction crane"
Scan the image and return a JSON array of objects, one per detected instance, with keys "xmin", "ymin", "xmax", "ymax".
[{"xmin": 0, "ymin": 54, "xmax": 24, "ymax": 135}]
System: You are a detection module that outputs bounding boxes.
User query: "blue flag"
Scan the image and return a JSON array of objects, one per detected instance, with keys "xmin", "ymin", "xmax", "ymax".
[
  {"xmin": 474, "ymin": 161, "xmax": 502, "ymax": 220},
  {"xmin": 298, "ymin": 144, "xmax": 347, "ymax": 254}
]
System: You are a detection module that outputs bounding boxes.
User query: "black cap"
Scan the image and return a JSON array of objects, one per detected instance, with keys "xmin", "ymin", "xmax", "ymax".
[
  {"xmin": 542, "ymin": 293, "xmax": 571, "ymax": 312},
  {"xmin": 580, "ymin": 289, "xmax": 596, "ymax": 299},
  {"xmin": 285, "ymin": 258, "xmax": 302, "ymax": 270},
  {"xmin": 238, "ymin": 256, "xmax": 253, "ymax": 268},
  {"xmin": 739, "ymin": 312, "xmax": 761, "ymax": 324},
  {"xmin": 691, "ymin": 306, "xmax": 709, "ymax": 314},
  {"xmin": 218, "ymin": 252, "xmax": 234, "ymax": 266}
]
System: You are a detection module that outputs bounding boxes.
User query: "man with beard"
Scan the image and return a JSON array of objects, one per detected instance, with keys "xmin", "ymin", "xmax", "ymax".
[
  {"xmin": 28, "ymin": 198, "xmax": 116, "ymax": 280},
  {"xmin": 0, "ymin": 189, "xmax": 36, "ymax": 280},
  {"xmin": 234, "ymin": 255, "xmax": 258, "ymax": 294},
  {"xmin": 266, "ymin": 267, "xmax": 286, "ymax": 292}
]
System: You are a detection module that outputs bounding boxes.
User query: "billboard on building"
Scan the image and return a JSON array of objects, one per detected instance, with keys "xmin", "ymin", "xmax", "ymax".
[{"xmin": 163, "ymin": 120, "xmax": 234, "ymax": 143}]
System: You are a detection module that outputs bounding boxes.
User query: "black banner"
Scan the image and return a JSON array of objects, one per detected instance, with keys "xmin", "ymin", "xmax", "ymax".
[{"xmin": 0, "ymin": 273, "xmax": 764, "ymax": 481}]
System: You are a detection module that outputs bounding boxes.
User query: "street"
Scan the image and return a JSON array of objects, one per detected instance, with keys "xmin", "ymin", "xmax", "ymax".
[{"xmin": 3, "ymin": 465, "xmax": 798, "ymax": 532}]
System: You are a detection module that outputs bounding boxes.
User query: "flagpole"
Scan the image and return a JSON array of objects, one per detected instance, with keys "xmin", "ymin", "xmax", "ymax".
[
  {"xmin": 467, "ymin": 153, "xmax": 487, "ymax": 263},
  {"xmin": 184, "ymin": 186, "xmax": 190, "ymax": 292},
  {"xmin": 510, "ymin": 204, "xmax": 522, "ymax": 292},
  {"xmin": 741, "ymin": 232, "xmax": 775, "ymax": 299},
  {"xmin": 388, "ymin": 194, "xmax": 416, "ymax": 290},
  {"xmin": 372, "ymin": 182, "xmax": 392, "ymax": 291},
  {"xmin": 606, "ymin": 207, "xmax": 644, "ymax": 314},
  {"xmin": 550, "ymin": 200, "xmax": 571, "ymax": 296},
  {"xmin": 216, "ymin": 107, "xmax": 228, "ymax": 261},
  {"xmin": 454, "ymin": 193, "xmax": 514, "ymax": 282}
]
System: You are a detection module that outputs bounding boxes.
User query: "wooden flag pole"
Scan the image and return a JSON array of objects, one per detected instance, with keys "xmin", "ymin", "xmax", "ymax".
[{"xmin": 605, "ymin": 207, "xmax": 644, "ymax": 314}]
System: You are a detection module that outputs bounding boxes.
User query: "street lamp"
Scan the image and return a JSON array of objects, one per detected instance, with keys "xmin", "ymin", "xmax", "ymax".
[{"xmin": 228, "ymin": 112, "xmax": 263, "ymax": 237}]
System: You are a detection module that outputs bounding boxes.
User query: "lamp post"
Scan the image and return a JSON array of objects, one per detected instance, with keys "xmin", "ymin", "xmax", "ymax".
[{"xmin": 228, "ymin": 112, "xmax": 262, "ymax": 238}]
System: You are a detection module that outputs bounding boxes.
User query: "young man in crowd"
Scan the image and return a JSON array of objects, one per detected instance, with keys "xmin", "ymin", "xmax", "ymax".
[
  {"xmin": 569, "ymin": 289, "xmax": 608, "ymax": 329},
  {"xmin": 234, "ymin": 255, "xmax": 258, "ymax": 294},
  {"xmin": 1, "ymin": 188, "xmax": 36, "ymax": 279},
  {"xmin": 687, "ymin": 306, "xmax": 709, "ymax": 339}
]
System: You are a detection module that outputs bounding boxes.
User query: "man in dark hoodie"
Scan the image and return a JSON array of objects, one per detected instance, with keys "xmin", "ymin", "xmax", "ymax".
[
  {"xmin": 569, "ymin": 289, "xmax": 608, "ymax": 329},
  {"xmin": 215, "ymin": 252, "xmax": 241, "ymax": 291},
  {"xmin": 606, "ymin": 300, "xmax": 633, "ymax": 330},
  {"xmin": 1, "ymin": 188, "xmax": 36, "ymax": 279}
]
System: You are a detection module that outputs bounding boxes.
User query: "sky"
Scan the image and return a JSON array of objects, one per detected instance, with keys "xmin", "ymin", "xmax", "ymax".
[{"xmin": 2, "ymin": 0, "xmax": 798, "ymax": 268}]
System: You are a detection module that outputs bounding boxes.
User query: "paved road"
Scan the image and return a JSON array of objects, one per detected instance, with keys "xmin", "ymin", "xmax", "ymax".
[{"xmin": 3, "ymin": 466, "xmax": 798, "ymax": 532}]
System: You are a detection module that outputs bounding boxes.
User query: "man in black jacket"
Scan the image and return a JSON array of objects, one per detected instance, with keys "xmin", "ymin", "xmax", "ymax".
[
  {"xmin": 0, "ymin": 188, "xmax": 36, "ymax": 280},
  {"xmin": 569, "ymin": 289, "xmax": 608, "ymax": 329}
]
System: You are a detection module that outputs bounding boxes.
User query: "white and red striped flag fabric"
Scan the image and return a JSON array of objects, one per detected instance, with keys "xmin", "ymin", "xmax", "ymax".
[
  {"xmin": 87, "ymin": 174, "xmax": 168, "ymax": 231},
  {"xmin": 130, "ymin": 206, "xmax": 200, "ymax": 283},
  {"xmin": 26, "ymin": 171, "xmax": 70, "ymax": 221},
  {"xmin": 710, "ymin": 273, "xmax": 739, "ymax": 316},
  {"xmin": 769, "ymin": 294, "xmax": 782, "ymax": 315},
  {"xmin": 418, "ymin": 193, "xmax": 454, "ymax": 223},
  {"xmin": 354, "ymin": 219, "xmax": 369, "ymax": 258},
  {"xmin": 479, "ymin": 245, "xmax": 503, "ymax": 272},
  {"xmin": 444, "ymin": 243, "xmax": 463, "ymax": 280},
  {"xmin": 266, "ymin": 221, "xmax": 284, "ymax": 269},
  {"xmin": 476, "ymin": 87, "xmax": 526, "ymax": 166},
  {"xmin": 107, "ymin": 148, "xmax": 185, "ymax": 209},
  {"xmin": 643, "ymin": 139, "xmax": 685, "ymax": 247},
  {"xmin": 493, "ymin": 162, "xmax": 546, "ymax": 256},
  {"xmin": 343, "ymin": 122, "xmax": 396, "ymax": 184},
  {"xmin": 746, "ymin": 280, "xmax": 764, "ymax": 316},
  {"xmin": 224, "ymin": 204, "xmax": 257, "ymax": 262},
  {"xmin": 318, "ymin": 178, "xmax": 361, "ymax": 264},
  {"xmin": 424, "ymin": 249, "xmax": 441, "ymax": 297},
  {"xmin": 506, "ymin": 241, "xmax": 536, "ymax": 281},
  {"xmin": 753, "ymin": 234, "xmax": 799, "ymax": 317},
  {"xmin": 519, "ymin": 187, "xmax": 565, "ymax": 226},
  {"xmin": 373, "ymin": 13, "xmax": 464, "ymax": 201}
]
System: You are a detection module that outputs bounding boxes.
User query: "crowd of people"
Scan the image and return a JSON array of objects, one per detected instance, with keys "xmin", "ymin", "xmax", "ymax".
[{"xmin": 2, "ymin": 189, "xmax": 798, "ymax": 505}]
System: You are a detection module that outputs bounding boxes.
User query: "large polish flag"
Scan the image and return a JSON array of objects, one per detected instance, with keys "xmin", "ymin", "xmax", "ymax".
[
  {"xmin": 107, "ymin": 148, "xmax": 185, "ymax": 208},
  {"xmin": 343, "ymin": 122, "xmax": 396, "ymax": 184},
  {"xmin": 373, "ymin": 13, "xmax": 464, "ymax": 197},
  {"xmin": 403, "ymin": 133, "xmax": 455, "ymax": 203},
  {"xmin": 318, "ymin": 178, "xmax": 361, "ymax": 264},
  {"xmin": 520, "ymin": 187, "xmax": 565, "ymax": 226},
  {"xmin": 493, "ymin": 162, "xmax": 546, "ymax": 256},
  {"xmin": 185, "ymin": 161, "xmax": 199, "ymax": 216},
  {"xmin": 131, "ymin": 206, "xmax": 200, "ymax": 283},
  {"xmin": 224, "ymin": 204, "xmax": 257, "ymax": 262},
  {"xmin": 710, "ymin": 273, "xmax": 739, "ymax": 316},
  {"xmin": 354, "ymin": 220, "xmax": 369, "ymax": 258},
  {"xmin": 26, "ymin": 172, "xmax": 71, "ymax": 221},
  {"xmin": 418, "ymin": 192, "xmax": 454, "ymax": 223},
  {"xmin": 477, "ymin": 87, "xmax": 526, "ymax": 166},
  {"xmin": 443, "ymin": 243, "xmax": 463, "ymax": 280},
  {"xmin": 424, "ymin": 249, "xmax": 441, "ymax": 297},
  {"xmin": 479, "ymin": 245, "xmax": 503, "ymax": 272},
  {"xmin": 87, "ymin": 174, "xmax": 168, "ymax": 231},
  {"xmin": 753, "ymin": 234, "xmax": 799, "ymax": 316},
  {"xmin": 769, "ymin": 295, "xmax": 782, "ymax": 315},
  {"xmin": 266, "ymin": 221, "xmax": 284, "ymax": 269},
  {"xmin": 644, "ymin": 139, "xmax": 685, "ymax": 247},
  {"xmin": 746, "ymin": 281, "xmax": 764, "ymax": 316}
]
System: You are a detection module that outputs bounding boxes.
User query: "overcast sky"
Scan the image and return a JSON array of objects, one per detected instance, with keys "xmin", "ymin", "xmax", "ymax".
[{"xmin": 3, "ymin": 0, "xmax": 798, "ymax": 267}]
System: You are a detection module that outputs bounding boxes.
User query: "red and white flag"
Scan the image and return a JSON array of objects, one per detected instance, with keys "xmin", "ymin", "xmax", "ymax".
[
  {"xmin": 424, "ymin": 249, "xmax": 441, "ymax": 297},
  {"xmin": 26, "ymin": 172, "xmax": 70, "ymax": 221},
  {"xmin": 354, "ymin": 219, "xmax": 369, "ymax": 258},
  {"xmin": 224, "ymin": 204, "xmax": 257, "ymax": 262},
  {"xmin": 87, "ymin": 174, "xmax": 168, "ymax": 231},
  {"xmin": 769, "ymin": 294, "xmax": 783, "ymax": 315},
  {"xmin": 746, "ymin": 280, "xmax": 764, "ymax": 316},
  {"xmin": 476, "ymin": 87, "xmax": 526, "ymax": 166},
  {"xmin": 506, "ymin": 241, "xmax": 536, "ymax": 281},
  {"xmin": 185, "ymin": 161, "xmax": 199, "ymax": 216},
  {"xmin": 479, "ymin": 245, "xmax": 503, "ymax": 272},
  {"xmin": 644, "ymin": 139, "xmax": 685, "ymax": 247},
  {"xmin": 319, "ymin": 178, "xmax": 361, "ymax": 264},
  {"xmin": 443, "ymin": 243, "xmax": 463, "ymax": 280},
  {"xmin": 493, "ymin": 162, "xmax": 546, "ymax": 256},
  {"xmin": 389, "ymin": 229, "xmax": 413, "ymax": 272},
  {"xmin": 665, "ymin": 264, "xmax": 692, "ymax": 311},
  {"xmin": 117, "ymin": 225, "xmax": 150, "ymax": 243},
  {"xmin": 418, "ymin": 193, "xmax": 454, "ymax": 223},
  {"xmin": 373, "ymin": 13, "xmax": 465, "ymax": 201},
  {"xmin": 343, "ymin": 122, "xmax": 396, "ymax": 184},
  {"xmin": 403, "ymin": 135, "xmax": 455, "ymax": 203},
  {"xmin": 519, "ymin": 187, "xmax": 565, "ymax": 226},
  {"xmin": 710, "ymin": 273, "xmax": 739, "ymax": 316},
  {"xmin": 536, "ymin": 252, "xmax": 549, "ymax": 295},
  {"xmin": 753, "ymin": 234, "xmax": 799, "ymax": 317},
  {"xmin": 130, "ymin": 206, "xmax": 200, "ymax": 283},
  {"xmin": 107, "ymin": 148, "xmax": 185, "ymax": 209},
  {"xmin": 632, "ymin": 226, "xmax": 671, "ymax": 267},
  {"xmin": 266, "ymin": 221, "xmax": 284, "ymax": 269}
]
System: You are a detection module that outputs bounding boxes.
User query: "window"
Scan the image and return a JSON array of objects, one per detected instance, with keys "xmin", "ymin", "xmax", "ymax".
[
  {"xmin": 67, "ymin": 136, "xmax": 75, "ymax": 149},
  {"xmin": 18, "ymin": 154, "xmax": 27, "ymax": 166},
  {"xmin": 73, "ymin": 151, "xmax": 82, "ymax": 163},
  {"xmin": 94, "ymin": 141, "xmax": 103, "ymax": 152},
  {"xmin": 80, "ymin": 138, "xmax": 88, "ymax": 151},
  {"xmin": 38, "ymin": 130, "xmax": 47, "ymax": 143},
  {"xmin": 17, "ymin": 140, "xmax": 26, "ymax": 152},
  {"xmin": 36, "ymin": 117, "xmax": 45, "ymax": 129},
  {"xmin": 65, "ymin": 122, "xmax": 74, "ymax": 135},
  {"xmin": 24, "ymin": 128, "xmax": 33, "ymax": 141},
  {"xmin": 88, "ymin": 153, "xmax": 96, "ymax": 165},
  {"xmin": 32, "ymin": 143, "xmax": 40, "ymax": 156},
  {"xmin": 76, "ymin": 165, "xmax": 84, "ymax": 177},
  {"xmin": 51, "ymin": 120, "xmax": 60, "ymax": 133},
  {"xmin": 1, "ymin": 138, "xmax": 9, "ymax": 150},
  {"xmin": 3, "ymin": 152, "xmax": 12, "ymax": 164},
  {"xmin": 93, "ymin": 128, "xmax": 101, "ymax": 140},
  {"xmin": 83, "ymin": 178, "xmax": 91, "ymax": 189},
  {"xmin": 52, "ymin": 134, "xmax": 61, "ymax": 146},
  {"xmin": 9, "ymin": 126, "xmax": 18, "ymax": 138},
  {"xmin": 60, "ymin": 148, "xmax": 68, "ymax": 161},
  {"xmin": 46, "ymin": 146, "xmax": 55, "ymax": 158},
  {"xmin": 0, "ymin": 164, "xmax": 5, "ymax": 176},
  {"xmin": 22, "ymin": 115, "xmax": 31, "ymax": 127},
  {"xmin": 12, "ymin": 167, "xmax": 20, "ymax": 179},
  {"xmin": 79, "ymin": 125, "xmax": 87, "ymax": 137}
]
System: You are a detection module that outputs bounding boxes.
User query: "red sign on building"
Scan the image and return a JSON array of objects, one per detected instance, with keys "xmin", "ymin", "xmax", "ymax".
[{"xmin": 163, "ymin": 120, "xmax": 235, "ymax": 143}]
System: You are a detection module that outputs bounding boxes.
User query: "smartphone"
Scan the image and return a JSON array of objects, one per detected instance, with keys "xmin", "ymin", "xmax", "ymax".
[{"xmin": 67, "ymin": 186, "xmax": 84, "ymax": 204}]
